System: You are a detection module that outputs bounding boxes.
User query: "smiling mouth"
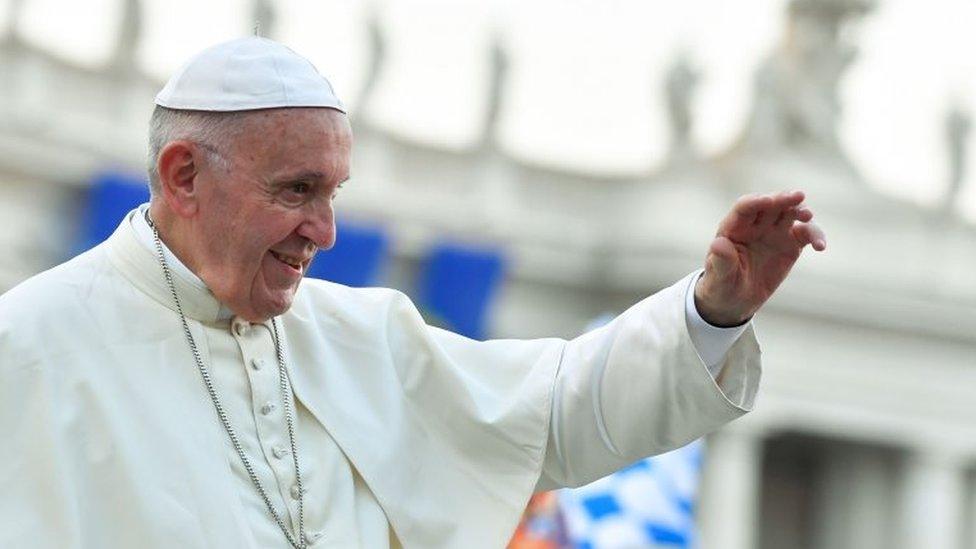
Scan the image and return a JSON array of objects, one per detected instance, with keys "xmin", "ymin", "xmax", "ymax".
[{"xmin": 270, "ymin": 251, "xmax": 305, "ymax": 272}]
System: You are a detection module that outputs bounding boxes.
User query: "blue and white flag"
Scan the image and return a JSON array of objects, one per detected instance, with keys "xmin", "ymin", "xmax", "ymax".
[{"xmin": 557, "ymin": 440, "xmax": 704, "ymax": 549}]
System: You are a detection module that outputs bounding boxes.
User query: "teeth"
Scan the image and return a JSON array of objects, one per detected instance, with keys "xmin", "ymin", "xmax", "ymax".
[{"xmin": 272, "ymin": 252, "xmax": 302, "ymax": 269}]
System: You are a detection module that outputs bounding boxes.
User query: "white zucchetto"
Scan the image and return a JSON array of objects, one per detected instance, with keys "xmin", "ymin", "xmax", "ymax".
[{"xmin": 154, "ymin": 37, "xmax": 345, "ymax": 113}]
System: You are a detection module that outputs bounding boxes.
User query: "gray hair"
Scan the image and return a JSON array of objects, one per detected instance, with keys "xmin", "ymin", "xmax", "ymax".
[{"xmin": 146, "ymin": 106, "xmax": 251, "ymax": 196}]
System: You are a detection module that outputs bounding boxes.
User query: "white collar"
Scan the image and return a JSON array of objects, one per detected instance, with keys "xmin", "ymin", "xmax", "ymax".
[{"xmin": 130, "ymin": 203, "xmax": 235, "ymax": 321}]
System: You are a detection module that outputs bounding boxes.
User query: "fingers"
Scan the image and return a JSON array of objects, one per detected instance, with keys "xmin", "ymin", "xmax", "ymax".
[
  {"xmin": 731, "ymin": 193, "xmax": 774, "ymax": 220},
  {"xmin": 776, "ymin": 190, "xmax": 806, "ymax": 208},
  {"xmin": 760, "ymin": 190, "xmax": 805, "ymax": 227},
  {"xmin": 723, "ymin": 190, "xmax": 809, "ymax": 235},
  {"xmin": 790, "ymin": 221, "xmax": 827, "ymax": 251},
  {"xmin": 775, "ymin": 205, "xmax": 814, "ymax": 226},
  {"xmin": 706, "ymin": 236, "xmax": 739, "ymax": 278}
]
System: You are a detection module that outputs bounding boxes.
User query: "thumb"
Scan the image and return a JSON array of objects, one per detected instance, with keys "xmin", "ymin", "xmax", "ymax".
[{"xmin": 706, "ymin": 236, "xmax": 738, "ymax": 279}]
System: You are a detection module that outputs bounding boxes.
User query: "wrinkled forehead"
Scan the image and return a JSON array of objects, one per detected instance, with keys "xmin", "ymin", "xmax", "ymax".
[
  {"xmin": 234, "ymin": 107, "xmax": 351, "ymax": 143},
  {"xmin": 226, "ymin": 107, "xmax": 352, "ymax": 172}
]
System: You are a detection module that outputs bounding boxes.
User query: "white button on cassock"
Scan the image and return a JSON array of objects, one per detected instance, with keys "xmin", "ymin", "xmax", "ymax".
[
  {"xmin": 305, "ymin": 531, "xmax": 323, "ymax": 544},
  {"xmin": 290, "ymin": 484, "xmax": 307, "ymax": 500},
  {"xmin": 272, "ymin": 446, "xmax": 289, "ymax": 459},
  {"xmin": 260, "ymin": 402, "xmax": 276, "ymax": 416},
  {"xmin": 250, "ymin": 358, "xmax": 265, "ymax": 370},
  {"xmin": 233, "ymin": 321, "xmax": 250, "ymax": 337}
]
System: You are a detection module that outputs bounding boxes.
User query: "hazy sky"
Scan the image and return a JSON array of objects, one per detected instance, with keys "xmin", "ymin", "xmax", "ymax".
[
  {"xmin": 840, "ymin": 0, "xmax": 976, "ymax": 216},
  {"xmin": 3, "ymin": 0, "xmax": 974, "ymax": 219}
]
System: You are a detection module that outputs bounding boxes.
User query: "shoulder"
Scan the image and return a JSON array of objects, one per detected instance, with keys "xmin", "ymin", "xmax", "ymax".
[
  {"xmin": 0, "ymin": 248, "xmax": 106, "ymax": 316},
  {"xmin": 295, "ymin": 278, "xmax": 419, "ymax": 316},
  {"xmin": 0, "ymin": 248, "xmax": 111, "ymax": 360},
  {"xmin": 290, "ymin": 278, "xmax": 425, "ymax": 332}
]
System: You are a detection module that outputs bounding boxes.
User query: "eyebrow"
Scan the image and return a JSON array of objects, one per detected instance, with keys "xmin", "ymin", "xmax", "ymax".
[{"xmin": 271, "ymin": 172, "xmax": 349, "ymax": 186}]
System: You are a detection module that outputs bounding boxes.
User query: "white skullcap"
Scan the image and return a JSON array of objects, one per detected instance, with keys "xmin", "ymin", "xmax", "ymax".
[{"xmin": 155, "ymin": 37, "xmax": 345, "ymax": 113}]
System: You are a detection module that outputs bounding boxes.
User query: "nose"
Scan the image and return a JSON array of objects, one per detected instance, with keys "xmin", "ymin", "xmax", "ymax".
[{"xmin": 297, "ymin": 202, "xmax": 336, "ymax": 250}]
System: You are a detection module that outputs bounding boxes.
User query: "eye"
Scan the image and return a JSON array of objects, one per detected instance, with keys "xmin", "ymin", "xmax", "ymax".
[
  {"xmin": 290, "ymin": 181, "xmax": 311, "ymax": 194},
  {"xmin": 276, "ymin": 181, "xmax": 313, "ymax": 206}
]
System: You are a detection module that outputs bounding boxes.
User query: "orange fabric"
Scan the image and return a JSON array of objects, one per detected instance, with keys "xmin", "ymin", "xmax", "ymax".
[{"xmin": 508, "ymin": 492, "xmax": 564, "ymax": 549}]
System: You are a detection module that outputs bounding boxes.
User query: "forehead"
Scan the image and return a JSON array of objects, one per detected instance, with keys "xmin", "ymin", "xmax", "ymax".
[{"xmin": 230, "ymin": 108, "xmax": 352, "ymax": 176}]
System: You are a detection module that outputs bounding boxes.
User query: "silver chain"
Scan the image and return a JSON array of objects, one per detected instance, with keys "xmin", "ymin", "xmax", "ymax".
[{"xmin": 149, "ymin": 216, "xmax": 307, "ymax": 549}]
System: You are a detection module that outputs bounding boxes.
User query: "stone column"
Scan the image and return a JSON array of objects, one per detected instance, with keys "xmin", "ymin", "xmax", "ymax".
[
  {"xmin": 899, "ymin": 451, "xmax": 965, "ymax": 549},
  {"xmin": 813, "ymin": 444, "xmax": 897, "ymax": 549},
  {"xmin": 698, "ymin": 429, "xmax": 762, "ymax": 549}
]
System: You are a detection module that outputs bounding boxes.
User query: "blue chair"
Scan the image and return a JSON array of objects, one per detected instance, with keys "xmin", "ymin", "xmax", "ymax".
[
  {"xmin": 77, "ymin": 171, "xmax": 150, "ymax": 253},
  {"xmin": 305, "ymin": 221, "xmax": 390, "ymax": 288},
  {"xmin": 417, "ymin": 242, "xmax": 506, "ymax": 340}
]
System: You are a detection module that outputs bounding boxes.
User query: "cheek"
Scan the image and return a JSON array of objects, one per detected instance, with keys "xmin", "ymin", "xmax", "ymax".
[
  {"xmin": 198, "ymin": 205, "xmax": 250, "ymax": 256},
  {"xmin": 263, "ymin": 214, "xmax": 307, "ymax": 245},
  {"xmin": 252, "ymin": 222, "xmax": 305, "ymax": 274},
  {"xmin": 203, "ymin": 226, "xmax": 270, "ymax": 290}
]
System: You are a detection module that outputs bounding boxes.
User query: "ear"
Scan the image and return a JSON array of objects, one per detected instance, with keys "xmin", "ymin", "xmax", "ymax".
[{"xmin": 157, "ymin": 140, "xmax": 203, "ymax": 219}]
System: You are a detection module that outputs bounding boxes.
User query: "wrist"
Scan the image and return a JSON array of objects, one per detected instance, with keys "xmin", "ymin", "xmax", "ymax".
[{"xmin": 694, "ymin": 277, "xmax": 752, "ymax": 327}]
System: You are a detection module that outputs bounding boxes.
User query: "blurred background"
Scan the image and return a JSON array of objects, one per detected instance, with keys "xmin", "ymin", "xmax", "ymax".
[{"xmin": 1, "ymin": 0, "xmax": 975, "ymax": 548}]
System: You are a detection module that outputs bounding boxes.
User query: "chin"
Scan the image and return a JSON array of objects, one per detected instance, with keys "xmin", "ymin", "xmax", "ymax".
[{"xmin": 256, "ymin": 293, "xmax": 297, "ymax": 319}]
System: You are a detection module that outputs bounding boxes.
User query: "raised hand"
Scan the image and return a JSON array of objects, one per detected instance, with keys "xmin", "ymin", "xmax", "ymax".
[{"xmin": 694, "ymin": 191, "xmax": 826, "ymax": 327}]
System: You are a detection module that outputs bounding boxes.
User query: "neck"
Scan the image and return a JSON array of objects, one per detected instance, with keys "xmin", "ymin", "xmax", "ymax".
[
  {"xmin": 148, "ymin": 202, "xmax": 206, "ymax": 283},
  {"xmin": 146, "ymin": 202, "xmax": 267, "ymax": 323}
]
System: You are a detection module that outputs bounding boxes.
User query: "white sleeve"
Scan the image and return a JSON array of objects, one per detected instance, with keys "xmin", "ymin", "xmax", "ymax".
[
  {"xmin": 684, "ymin": 270, "xmax": 750, "ymax": 378},
  {"xmin": 536, "ymin": 271, "xmax": 762, "ymax": 491}
]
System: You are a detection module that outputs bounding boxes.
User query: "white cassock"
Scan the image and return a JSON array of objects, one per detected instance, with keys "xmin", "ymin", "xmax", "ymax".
[{"xmin": 0, "ymin": 209, "xmax": 761, "ymax": 549}]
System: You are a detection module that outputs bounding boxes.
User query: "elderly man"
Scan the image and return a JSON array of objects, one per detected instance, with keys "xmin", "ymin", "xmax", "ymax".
[{"xmin": 0, "ymin": 38, "xmax": 825, "ymax": 549}]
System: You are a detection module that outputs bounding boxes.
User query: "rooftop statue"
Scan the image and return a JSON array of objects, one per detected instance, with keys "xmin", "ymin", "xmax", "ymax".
[
  {"xmin": 665, "ymin": 53, "xmax": 700, "ymax": 166},
  {"xmin": 943, "ymin": 102, "xmax": 972, "ymax": 217},
  {"xmin": 740, "ymin": 0, "xmax": 874, "ymax": 158}
]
